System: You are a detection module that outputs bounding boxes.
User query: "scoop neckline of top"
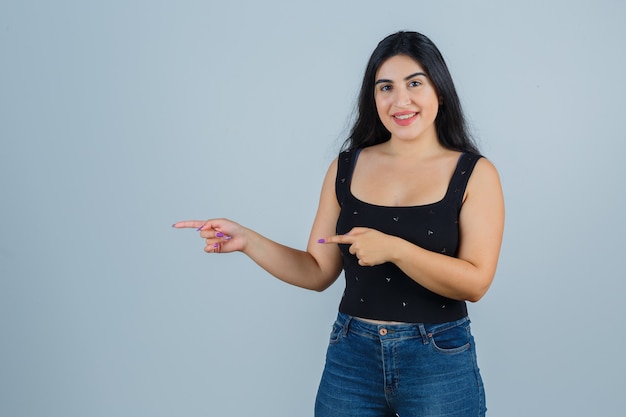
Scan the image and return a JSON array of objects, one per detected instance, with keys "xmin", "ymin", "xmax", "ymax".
[{"xmin": 346, "ymin": 148, "xmax": 466, "ymax": 209}]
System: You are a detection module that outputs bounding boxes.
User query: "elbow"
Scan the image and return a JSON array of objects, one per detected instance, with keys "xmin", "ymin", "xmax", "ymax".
[
  {"xmin": 294, "ymin": 279, "xmax": 331, "ymax": 292},
  {"xmin": 466, "ymin": 292, "xmax": 485, "ymax": 303},
  {"xmin": 297, "ymin": 276, "xmax": 335, "ymax": 292},
  {"xmin": 311, "ymin": 278, "xmax": 336, "ymax": 292},
  {"xmin": 464, "ymin": 278, "xmax": 493, "ymax": 303},
  {"xmin": 309, "ymin": 265, "xmax": 342, "ymax": 292}
]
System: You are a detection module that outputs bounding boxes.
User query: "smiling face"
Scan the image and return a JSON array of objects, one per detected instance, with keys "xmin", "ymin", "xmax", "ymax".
[{"xmin": 374, "ymin": 54, "xmax": 441, "ymax": 144}]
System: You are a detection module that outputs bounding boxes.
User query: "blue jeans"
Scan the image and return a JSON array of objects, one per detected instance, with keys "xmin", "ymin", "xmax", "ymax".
[{"xmin": 315, "ymin": 312, "xmax": 486, "ymax": 417}]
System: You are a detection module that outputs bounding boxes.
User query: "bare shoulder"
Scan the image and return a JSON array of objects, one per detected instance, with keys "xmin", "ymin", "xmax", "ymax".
[
  {"xmin": 328, "ymin": 156, "xmax": 339, "ymax": 171},
  {"xmin": 319, "ymin": 157, "xmax": 340, "ymax": 195},
  {"xmin": 470, "ymin": 157, "xmax": 501, "ymax": 187},
  {"xmin": 462, "ymin": 156, "xmax": 503, "ymax": 205},
  {"xmin": 475, "ymin": 155, "xmax": 499, "ymax": 172}
]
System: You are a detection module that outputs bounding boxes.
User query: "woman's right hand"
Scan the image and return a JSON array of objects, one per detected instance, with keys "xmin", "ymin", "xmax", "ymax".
[
  {"xmin": 172, "ymin": 218, "xmax": 248, "ymax": 254},
  {"xmin": 171, "ymin": 158, "xmax": 343, "ymax": 291}
]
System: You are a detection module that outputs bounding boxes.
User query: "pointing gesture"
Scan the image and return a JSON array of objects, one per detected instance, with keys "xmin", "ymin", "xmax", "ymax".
[
  {"xmin": 319, "ymin": 227, "xmax": 396, "ymax": 267},
  {"xmin": 173, "ymin": 218, "xmax": 246, "ymax": 253}
]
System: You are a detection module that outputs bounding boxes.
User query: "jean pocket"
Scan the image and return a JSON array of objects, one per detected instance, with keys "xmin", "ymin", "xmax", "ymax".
[{"xmin": 429, "ymin": 320, "xmax": 471, "ymax": 354}]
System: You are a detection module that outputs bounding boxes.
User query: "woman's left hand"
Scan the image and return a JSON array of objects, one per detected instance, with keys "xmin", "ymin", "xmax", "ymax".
[{"xmin": 319, "ymin": 227, "xmax": 395, "ymax": 267}]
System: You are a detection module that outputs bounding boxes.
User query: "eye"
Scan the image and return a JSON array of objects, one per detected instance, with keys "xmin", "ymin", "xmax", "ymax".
[
  {"xmin": 379, "ymin": 84, "xmax": 392, "ymax": 92},
  {"xmin": 409, "ymin": 80, "xmax": 422, "ymax": 87}
]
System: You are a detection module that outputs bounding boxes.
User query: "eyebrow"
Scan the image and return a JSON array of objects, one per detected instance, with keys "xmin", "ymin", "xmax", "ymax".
[{"xmin": 375, "ymin": 72, "xmax": 427, "ymax": 85}]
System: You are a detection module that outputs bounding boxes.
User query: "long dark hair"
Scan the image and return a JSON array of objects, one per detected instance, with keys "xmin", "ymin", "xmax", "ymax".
[{"xmin": 343, "ymin": 31, "xmax": 479, "ymax": 154}]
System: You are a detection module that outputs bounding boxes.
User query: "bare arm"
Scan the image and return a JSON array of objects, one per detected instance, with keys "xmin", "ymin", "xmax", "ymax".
[
  {"xmin": 321, "ymin": 158, "xmax": 504, "ymax": 301},
  {"xmin": 174, "ymin": 159, "xmax": 343, "ymax": 292}
]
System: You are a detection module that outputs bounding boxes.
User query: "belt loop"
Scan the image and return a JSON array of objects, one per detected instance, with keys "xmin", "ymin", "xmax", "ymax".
[
  {"xmin": 418, "ymin": 323, "xmax": 430, "ymax": 345},
  {"xmin": 341, "ymin": 315, "xmax": 353, "ymax": 337}
]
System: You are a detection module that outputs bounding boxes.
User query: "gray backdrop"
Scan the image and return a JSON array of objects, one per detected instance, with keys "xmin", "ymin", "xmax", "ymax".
[{"xmin": 1, "ymin": 0, "xmax": 625, "ymax": 416}]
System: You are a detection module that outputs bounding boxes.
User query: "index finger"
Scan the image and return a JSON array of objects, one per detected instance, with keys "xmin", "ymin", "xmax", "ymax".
[
  {"xmin": 318, "ymin": 234, "xmax": 354, "ymax": 245},
  {"xmin": 172, "ymin": 220, "xmax": 207, "ymax": 230}
]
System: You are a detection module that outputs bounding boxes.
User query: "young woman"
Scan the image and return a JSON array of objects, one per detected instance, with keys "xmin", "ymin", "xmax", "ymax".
[{"xmin": 174, "ymin": 31, "xmax": 504, "ymax": 417}]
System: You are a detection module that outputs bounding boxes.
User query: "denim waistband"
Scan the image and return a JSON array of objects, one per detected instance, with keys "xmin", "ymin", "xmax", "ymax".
[{"xmin": 335, "ymin": 311, "xmax": 470, "ymax": 343}]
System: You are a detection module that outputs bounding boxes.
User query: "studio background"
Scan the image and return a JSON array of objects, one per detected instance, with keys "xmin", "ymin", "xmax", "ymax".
[{"xmin": 1, "ymin": 1, "xmax": 624, "ymax": 416}]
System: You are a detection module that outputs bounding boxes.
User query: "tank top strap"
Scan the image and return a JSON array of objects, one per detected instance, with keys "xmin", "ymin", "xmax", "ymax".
[
  {"xmin": 447, "ymin": 152, "xmax": 482, "ymax": 206},
  {"xmin": 335, "ymin": 149, "xmax": 361, "ymax": 207}
]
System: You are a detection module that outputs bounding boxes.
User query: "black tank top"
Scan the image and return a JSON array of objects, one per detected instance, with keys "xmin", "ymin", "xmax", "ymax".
[{"xmin": 335, "ymin": 149, "xmax": 482, "ymax": 323}]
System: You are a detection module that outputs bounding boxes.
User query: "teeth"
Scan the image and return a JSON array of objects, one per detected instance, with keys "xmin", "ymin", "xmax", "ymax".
[{"xmin": 395, "ymin": 113, "xmax": 416, "ymax": 120}]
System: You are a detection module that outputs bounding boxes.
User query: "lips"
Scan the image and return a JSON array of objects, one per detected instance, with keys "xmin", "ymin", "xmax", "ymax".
[
  {"xmin": 394, "ymin": 112, "xmax": 417, "ymax": 120},
  {"xmin": 392, "ymin": 111, "xmax": 418, "ymax": 126}
]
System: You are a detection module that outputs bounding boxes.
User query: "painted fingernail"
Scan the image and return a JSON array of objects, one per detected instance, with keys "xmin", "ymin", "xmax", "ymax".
[
  {"xmin": 213, "ymin": 243, "xmax": 219, "ymax": 248},
  {"xmin": 317, "ymin": 238, "xmax": 326, "ymax": 243},
  {"xmin": 197, "ymin": 226, "xmax": 204, "ymax": 231},
  {"xmin": 216, "ymin": 232, "xmax": 224, "ymax": 237},
  {"xmin": 224, "ymin": 236, "xmax": 232, "ymax": 241}
]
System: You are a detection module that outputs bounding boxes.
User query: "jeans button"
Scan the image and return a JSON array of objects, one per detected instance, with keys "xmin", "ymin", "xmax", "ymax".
[{"xmin": 379, "ymin": 328, "xmax": 387, "ymax": 336}]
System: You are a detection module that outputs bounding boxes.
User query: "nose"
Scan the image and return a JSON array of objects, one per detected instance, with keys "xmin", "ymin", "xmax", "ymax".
[{"xmin": 393, "ymin": 87, "xmax": 411, "ymax": 107}]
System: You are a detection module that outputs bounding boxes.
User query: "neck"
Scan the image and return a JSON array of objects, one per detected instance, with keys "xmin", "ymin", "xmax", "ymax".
[{"xmin": 382, "ymin": 133, "xmax": 444, "ymax": 160}]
